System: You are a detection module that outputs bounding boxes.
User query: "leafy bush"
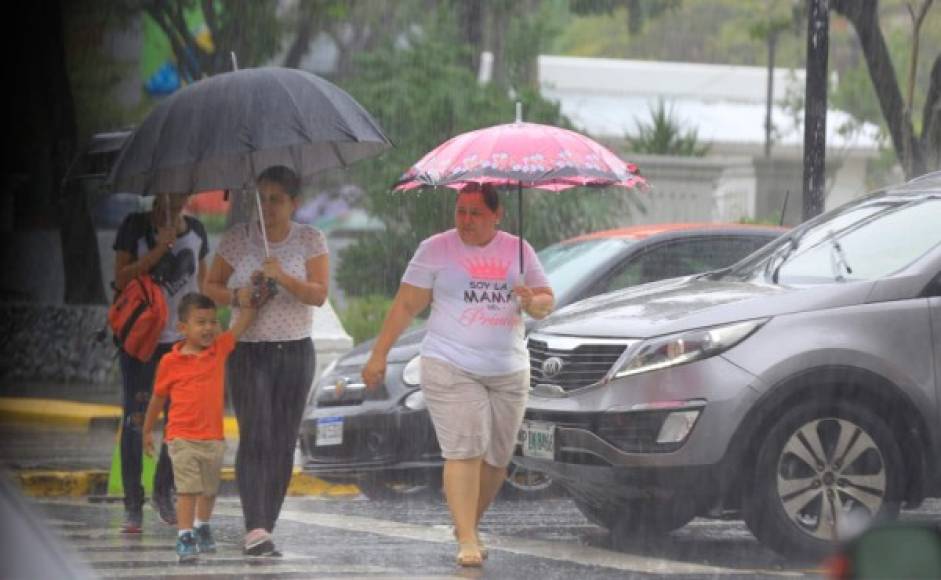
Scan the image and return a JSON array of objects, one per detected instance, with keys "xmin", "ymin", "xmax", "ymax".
[
  {"xmin": 628, "ymin": 98, "xmax": 709, "ymax": 157},
  {"xmin": 738, "ymin": 214, "xmax": 781, "ymax": 226},
  {"xmin": 339, "ymin": 294, "xmax": 395, "ymax": 345}
]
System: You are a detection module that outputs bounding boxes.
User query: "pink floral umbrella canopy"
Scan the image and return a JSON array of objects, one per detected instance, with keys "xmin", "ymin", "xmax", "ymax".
[
  {"xmin": 393, "ymin": 121, "xmax": 645, "ymax": 192},
  {"xmin": 393, "ymin": 120, "xmax": 646, "ymax": 272}
]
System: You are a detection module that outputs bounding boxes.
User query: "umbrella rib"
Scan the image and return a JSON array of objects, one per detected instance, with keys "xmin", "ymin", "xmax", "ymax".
[
  {"xmin": 140, "ymin": 94, "xmax": 180, "ymax": 195},
  {"xmin": 268, "ymin": 70, "xmax": 315, "ymax": 145}
]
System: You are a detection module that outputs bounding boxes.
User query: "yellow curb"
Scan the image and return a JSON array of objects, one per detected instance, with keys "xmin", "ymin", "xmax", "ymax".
[
  {"xmin": 16, "ymin": 468, "xmax": 359, "ymax": 498},
  {"xmin": 220, "ymin": 467, "xmax": 360, "ymax": 497},
  {"xmin": 289, "ymin": 472, "xmax": 360, "ymax": 497},
  {"xmin": 17, "ymin": 470, "xmax": 109, "ymax": 497},
  {"xmin": 0, "ymin": 397, "xmax": 242, "ymax": 438},
  {"xmin": 0, "ymin": 398, "xmax": 121, "ymax": 430}
]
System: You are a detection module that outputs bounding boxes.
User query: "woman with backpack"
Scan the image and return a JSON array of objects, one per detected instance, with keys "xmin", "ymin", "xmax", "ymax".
[{"xmin": 112, "ymin": 192, "xmax": 209, "ymax": 533}]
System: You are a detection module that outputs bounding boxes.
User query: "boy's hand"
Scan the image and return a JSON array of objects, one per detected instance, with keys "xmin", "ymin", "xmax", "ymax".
[
  {"xmin": 236, "ymin": 286, "xmax": 255, "ymax": 309},
  {"xmin": 143, "ymin": 431, "xmax": 155, "ymax": 457}
]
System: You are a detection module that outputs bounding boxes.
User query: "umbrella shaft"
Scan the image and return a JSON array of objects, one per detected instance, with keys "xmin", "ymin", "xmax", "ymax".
[
  {"xmin": 518, "ymin": 182, "xmax": 524, "ymax": 275},
  {"xmin": 255, "ymin": 189, "xmax": 271, "ymax": 257}
]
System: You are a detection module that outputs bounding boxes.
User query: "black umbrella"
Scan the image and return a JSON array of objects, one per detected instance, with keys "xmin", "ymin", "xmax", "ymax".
[
  {"xmin": 108, "ymin": 67, "xmax": 391, "ymax": 195},
  {"xmin": 107, "ymin": 67, "xmax": 391, "ymax": 253}
]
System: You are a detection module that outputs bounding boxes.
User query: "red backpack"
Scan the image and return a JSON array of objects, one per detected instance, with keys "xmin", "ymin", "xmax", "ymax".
[{"xmin": 108, "ymin": 275, "xmax": 168, "ymax": 362}]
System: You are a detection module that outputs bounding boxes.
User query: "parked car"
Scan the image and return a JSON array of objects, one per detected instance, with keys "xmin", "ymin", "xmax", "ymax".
[
  {"xmin": 515, "ymin": 171, "xmax": 941, "ymax": 558},
  {"xmin": 299, "ymin": 223, "xmax": 785, "ymax": 499},
  {"xmin": 61, "ymin": 130, "xmax": 140, "ymax": 229}
]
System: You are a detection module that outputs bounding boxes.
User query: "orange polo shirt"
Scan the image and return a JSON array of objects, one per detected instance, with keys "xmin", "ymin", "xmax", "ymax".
[{"xmin": 153, "ymin": 332, "xmax": 235, "ymax": 441}]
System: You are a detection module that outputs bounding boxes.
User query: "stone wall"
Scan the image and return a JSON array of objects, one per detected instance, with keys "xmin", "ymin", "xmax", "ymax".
[
  {"xmin": 0, "ymin": 299, "xmax": 353, "ymax": 392},
  {"xmin": 0, "ymin": 303, "xmax": 119, "ymax": 387}
]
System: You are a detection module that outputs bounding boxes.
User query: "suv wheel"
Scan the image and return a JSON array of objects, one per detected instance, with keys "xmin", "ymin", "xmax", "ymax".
[
  {"xmin": 743, "ymin": 400, "xmax": 903, "ymax": 558},
  {"xmin": 358, "ymin": 470, "xmax": 443, "ymax": 501},
  {"xmin": 574, "ymin": 497, "xmax": 699, "ymax": 535}
]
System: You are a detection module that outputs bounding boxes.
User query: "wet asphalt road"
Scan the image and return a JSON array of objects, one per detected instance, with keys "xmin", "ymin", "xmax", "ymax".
[{"xmin": 28, "ymin": 493, "xmax": 843, "ymax": 579}]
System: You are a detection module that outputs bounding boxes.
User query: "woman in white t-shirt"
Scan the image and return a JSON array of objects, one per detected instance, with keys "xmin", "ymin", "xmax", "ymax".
[
  {"xmin": 363, "ymin": 185, "xmax": 554, "ymax": 567},
  {"xmin": 204, "ymin": 165, "xmax": 329, "ymax": 556}
]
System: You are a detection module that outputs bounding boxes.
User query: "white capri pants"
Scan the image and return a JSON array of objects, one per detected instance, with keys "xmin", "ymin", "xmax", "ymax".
[{"xmin": 420, "ymin": 356, "xmax": 529, "ymax": 467}]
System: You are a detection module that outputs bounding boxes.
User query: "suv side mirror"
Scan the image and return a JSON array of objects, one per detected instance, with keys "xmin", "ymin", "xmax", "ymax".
[{"xmin": 924, "ymin": 272, "xmax": 941, "ymax": 297}]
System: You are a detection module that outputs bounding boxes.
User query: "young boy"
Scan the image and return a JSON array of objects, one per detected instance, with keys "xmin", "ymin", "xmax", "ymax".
[{"xmin": 143, "ymin": 290, "xmax": 256, "ymax": 562}]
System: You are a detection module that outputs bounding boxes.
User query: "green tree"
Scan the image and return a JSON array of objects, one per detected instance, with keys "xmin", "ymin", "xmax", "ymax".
[
  {"xmin": 120, "ymin": 0, "xmax": 281, "ymax": 77},
  {"xmin": 556, "ymin": 0, "xmax": 805, "ymax": 66},
  {"xmin": 569, "ymin": 0, "xmax": 682, "ymax": 34},
  {"xmin": 335, "ymin": 14, "xmax": 637, "ymax": 298},
  {"xmin": 627, "ymin": 99, "xmax": 709, "ymax": 156},
  {"xmin": 747, "ymin": 1, "xmax": 803, "ymax": 157},
  {"xmin": 831, "ymin": 0, "xmax": 941, "ymax": 178}
]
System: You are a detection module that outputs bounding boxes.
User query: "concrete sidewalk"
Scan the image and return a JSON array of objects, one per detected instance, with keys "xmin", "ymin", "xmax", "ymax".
[{"xmin": 0, "ymin": 396, "xmax": 359, "ymax": 498}]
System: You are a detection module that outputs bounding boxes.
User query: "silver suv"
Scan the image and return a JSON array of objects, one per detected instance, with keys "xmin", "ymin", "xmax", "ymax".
[{"xmin": 515, "ymin": 172, "xmax": 941, "ymax": 558}]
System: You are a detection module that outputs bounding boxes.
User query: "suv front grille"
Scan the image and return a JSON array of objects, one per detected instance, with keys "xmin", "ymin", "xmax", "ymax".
[{"xmin": 528, "ymin": 334, "xmax": 634, "ymax": 392}]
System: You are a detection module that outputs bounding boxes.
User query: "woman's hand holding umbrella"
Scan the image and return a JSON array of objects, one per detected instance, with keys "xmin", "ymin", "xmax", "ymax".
[
  {"xmin": 155, "ymin": 225, "xmax": 176, "ymax": 250},
  {"xmin": 261, "ymin": 257, "xmax": 287, "ymax": 285},
  {"xmin": 513, "ymin": 284, "xmax": 553, "ymax": 319}
]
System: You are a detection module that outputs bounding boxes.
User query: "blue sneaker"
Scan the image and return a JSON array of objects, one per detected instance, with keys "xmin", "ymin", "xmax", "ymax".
[
  {"xmin": 176, "ymin": 531, "xmax": 199, "ymax": 563},
  {"xmin": 195, "ymin": 523, "xmax": 216, "ymax": 553}
]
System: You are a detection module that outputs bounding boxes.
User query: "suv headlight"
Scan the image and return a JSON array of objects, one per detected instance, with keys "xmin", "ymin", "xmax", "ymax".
[
  {"xmin": 402, "ymin": 355, "xmax": 421, "ymax": 386},
  {"xmin": 610, "ymin": 318, "xmax": 768, "ymax": 379},
  {"xmin": 402, "ymin": 389, "xmax": 426, "ymax": 410}
]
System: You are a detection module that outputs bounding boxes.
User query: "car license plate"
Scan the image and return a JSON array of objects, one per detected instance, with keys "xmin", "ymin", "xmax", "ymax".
[
  {"xmin": 519, "ymin": 420, "xmax": 555, "ymax": 459},
  {"xmin": 316, "ymin": 416, "xmax": 343, "ymax": 446}
]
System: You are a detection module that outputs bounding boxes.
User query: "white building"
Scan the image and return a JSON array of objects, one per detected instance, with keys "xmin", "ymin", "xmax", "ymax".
[{"xmin": 534, "ymin": 55, "xmax": 885, "ymax": 225}]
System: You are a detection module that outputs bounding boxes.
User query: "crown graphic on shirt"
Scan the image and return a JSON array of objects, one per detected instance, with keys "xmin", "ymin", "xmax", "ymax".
[{"xmin": 462, "ymin": 257, "xmax": 510, "ymax": 280}]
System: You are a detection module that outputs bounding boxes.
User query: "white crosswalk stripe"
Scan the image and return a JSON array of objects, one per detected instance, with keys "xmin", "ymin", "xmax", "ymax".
[
  {"xmin": 44, "ymin": 517, "xmax": 411, "ymax": 578},
  {"xmin": 41, "ymin": 500, "xmax": 811, "ymax": 578}
]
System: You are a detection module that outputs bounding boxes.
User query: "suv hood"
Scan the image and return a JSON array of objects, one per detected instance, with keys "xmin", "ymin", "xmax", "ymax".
[{"xmin": 533, "ymin": 275, "xmax": 874, "ymax": 339}]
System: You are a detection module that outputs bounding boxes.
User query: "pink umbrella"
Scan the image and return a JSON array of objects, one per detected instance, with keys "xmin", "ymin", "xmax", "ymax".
[{"xmin": 394, "ymin": 109, "xmax": 646, "ymax": 271}]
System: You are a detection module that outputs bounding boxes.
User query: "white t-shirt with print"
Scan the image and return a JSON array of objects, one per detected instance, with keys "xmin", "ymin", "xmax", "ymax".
[
  {"xmin": 217, "ymin": 222, "xmax": 328, "ymax": 342},
  {"xmin": 113, "ymin": 213, "xmax": 209, "ymax": 345},
  {"xmin": 402, "ymin": 229, "xmax": 549, "ymax": 376}
]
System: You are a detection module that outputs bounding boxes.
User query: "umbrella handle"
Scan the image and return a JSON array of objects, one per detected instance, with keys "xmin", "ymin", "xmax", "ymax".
[{"xmin": 255, "ymin": 189, "xmax": 271, "ymax": 258}]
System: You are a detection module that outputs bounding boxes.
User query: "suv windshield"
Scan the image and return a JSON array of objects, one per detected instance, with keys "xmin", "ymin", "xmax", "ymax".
[
  {"xmin": 538, "ymin": 238, "xmax": 633, "ymax": 303},
  {"xmin": 724, "ymin": 194, "xmax": 941, "ymax": 285}
]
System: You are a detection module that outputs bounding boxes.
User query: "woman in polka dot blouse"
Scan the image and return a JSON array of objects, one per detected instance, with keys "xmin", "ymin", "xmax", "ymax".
[{"xmin": 204, "ymin": 165, "xmax": 329, "ymax": 556}]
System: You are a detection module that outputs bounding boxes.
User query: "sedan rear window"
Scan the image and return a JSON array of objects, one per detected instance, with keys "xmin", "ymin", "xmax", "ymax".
[{"xmin": 539, "ymin": 238, "xmax": 633, "ymax": 303}]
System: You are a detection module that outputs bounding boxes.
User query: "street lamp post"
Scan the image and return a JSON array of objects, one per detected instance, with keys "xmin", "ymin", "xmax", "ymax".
[{"xmin": 803, "ymin": 0, "xmax": 830, "ymax": 221}]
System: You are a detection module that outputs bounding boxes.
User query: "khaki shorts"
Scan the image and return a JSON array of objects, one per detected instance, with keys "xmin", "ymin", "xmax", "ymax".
[
  {"xmin": 168, "ymin": 439, "xmax": 226, "ymax": 496},
  {"xmin": 420, "ymin": 357, "xmax": 529, "ymax": 467}
]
